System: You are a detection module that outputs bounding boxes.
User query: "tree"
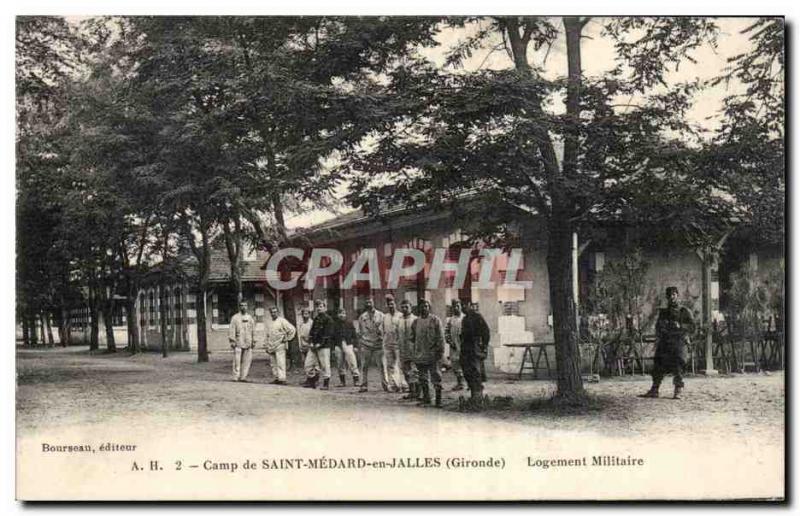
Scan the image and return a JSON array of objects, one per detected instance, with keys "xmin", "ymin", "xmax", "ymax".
[{"xmin": 344, "ymin": 17, "xmax": 730, "ymax": 403}]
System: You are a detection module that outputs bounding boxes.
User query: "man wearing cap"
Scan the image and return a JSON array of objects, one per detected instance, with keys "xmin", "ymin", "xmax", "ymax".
[
  {"xmin": 357, "ymin": 297, "xmax": 385, "ymax": 392},
  {"xmin": 397, "ymin": 298, "xmax": 418, "ymax": 400},
  {"xmin": 444, "ymin": 299, "xmax": 466, "ymax": 391},
  {"xmin": 228, "ymin": 301, "xmax": 256, "ymax": 382},
  {"xmin": 460, "ymin": 301, "xmax": 491, "ymax": 408},
  {"xmin": 333, "ymin": 307, "xmax": 360, "ymax": 387},
  {"xmin": 306, "ymin": 299, "xmax": 335, "ymax": 389},
  {"xmin": 381, "ymin": 294, "xmax": 405, "ymax": 392},
  {"xmin": 411, "ymin": 299, "xmax": 445, "ymax": 408},
  {"xmin": 640, "ymin": 286, "xmax": 695, "ymax": 399},
  {"xmin": 264, "ymin": 306, "xmax": 296, "ymax": 385}
]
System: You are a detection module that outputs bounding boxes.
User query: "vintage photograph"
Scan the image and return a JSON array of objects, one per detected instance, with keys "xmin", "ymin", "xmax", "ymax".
[{"xmin": 14, "ymin": 14, "xmax": 785, "ymax": 501}]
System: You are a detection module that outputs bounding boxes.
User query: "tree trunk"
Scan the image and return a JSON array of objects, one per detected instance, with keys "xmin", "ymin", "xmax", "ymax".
[
  {"xmin": 22, "ymin": 315, "xmax": 30, "ymax": 347},
  {"xmin": 89, "ymin": 305, "xmax": 99, "ymax": 352},
  {"xmin": 44, "ymin": 312, "xmax": 55, "ymax": 347},
  {"xmin": 159, "ymin": 285, "xmax": 170, "ymax": 357},
  {"xmin": 101, "ymin": 286, "xmax": 117, "ymax": 353},
  {"xmin": 29, "ymin": 312, "xmax": 39, "ymax": 347},
  {"xmin": 196, "ymin": 287, "xmax": 209, "ymax": 362},
  {"xmin": 547, "ymin": 218, "xmax": 586, "ymax": 403},
  {"xmin": 125, "ymin": 293, "xmax": 140, "ymax": 354}
]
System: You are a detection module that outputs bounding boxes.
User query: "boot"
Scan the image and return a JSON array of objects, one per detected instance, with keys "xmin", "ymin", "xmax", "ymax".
[
  {"xmin": 321, "ymin": 378, "xmax": 330, "ymax": 391},
  {"xmin": 359, "ymin": 381, "xmax": 368, "ymax": 393},
  {"xmin": 301, "ymin": 376, "xmax": 314, "ymax": 388},
  {"xmin": 339, "ymin": 374, "xmax": 346, "ymax": 387},
  {"xmin": 353, "ymin": 374, "xmax": 360, "ymax": 387},
  {"xmin": 673, "ymin": 385, "xmax": 683, "ymax": 399},
  {"xmin": 638, "ymin": 385, "xmax": 659, "ymax": 398},
  {"xmin": 434, "ymin": 386, "xmax": 443, "ymax": 408},
  {"xmin": 452, "ymin": 374, "xmax": 465, "ymax": 391},
  {"xmin": 402, "ymin": 383, "xmax": 417, "ymax": 400},
  {"xmin": 417, "ymin": 382, "xmax": 431, "ymax": 406}
]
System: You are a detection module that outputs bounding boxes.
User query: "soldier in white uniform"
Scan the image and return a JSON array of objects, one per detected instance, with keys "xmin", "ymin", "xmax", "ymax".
[
  {"xmin": 381, "ymin": 294, "xmax": 405, "ymax": 392},
  {"xmin": 357, "ymin": 297, "xmax": 385, "ymax": 392},
  {"xmin": 264, "ymin": 306, "xmax": 296, "ymax": 385},
  {"xmin": 297, "ymin": 308, "xmax": 313, "ymax": 362},
  {"xmin": 444, "ymin": 299, "xmax": 466, "ymax": 391},
  {"xmin": 228, "ymin": 301, "xmax": 256, "ymax": 382}
]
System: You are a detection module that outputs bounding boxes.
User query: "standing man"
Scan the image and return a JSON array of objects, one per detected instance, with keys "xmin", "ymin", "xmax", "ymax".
[
  {"xmin": 306, "ymin": 299, "xmax": 334, "ymax": 390},
  {"xmin": 397, "ymin": 299, "xmax": 418, "ymax": 400},
  {"xmin": 229, "ymin": 301, "xmax": 256, "ymax": 382},
  {"xmin": 640, "ymin": 286, "xmax": 695, "ymax": 399},
  {"xmin": 411, "ymin": 299, "xmax": 445, "ymax": 408},
  {"xmin": 333, "ymin": 307, "xmax": 360, "ymax": 387},
  {"xmin": 297, "ymin": 308, "xmax": 313, "ymax": 364},
  {"xmin": 357, "ymin": 297, "xmax": 385, "ymax": 392},
  {"xmin": 264, "ymin": 306, "xmax": 296, "ymax": 386},
  {"xmin": 444, "ymin": 299, "xmax": 466, "ymax": 391},
  {"xmin": 381, "ymin": 294, "xmax": 405, "ymax": 392},
  {"xmin": 460, "ymin": 300, "xmax": 491, "ymax": 409}
]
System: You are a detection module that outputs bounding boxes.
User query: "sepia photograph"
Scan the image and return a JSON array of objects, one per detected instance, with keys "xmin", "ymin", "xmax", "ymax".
[{"xmin": 12, "ymin": 7, "xmax": 786, "ymax": 502}]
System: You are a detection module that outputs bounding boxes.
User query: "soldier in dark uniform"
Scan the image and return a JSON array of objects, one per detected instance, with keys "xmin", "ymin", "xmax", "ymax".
[
  {"xmin": 640, "ymin": 286, "xmax": 695, "ymax": 399},
  {"xmin": 460, "ymin": 301, "xmax": 491, "ymax": 408}
]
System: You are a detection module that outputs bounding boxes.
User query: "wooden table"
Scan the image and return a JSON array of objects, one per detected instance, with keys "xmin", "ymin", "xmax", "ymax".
[{"xmin": 504, "ymin": 342, "xmax": 555, "ymax": 379}]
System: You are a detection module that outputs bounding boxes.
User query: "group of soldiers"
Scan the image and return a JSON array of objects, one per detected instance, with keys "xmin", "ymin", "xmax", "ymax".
[
  {"xmin": 229, "ymin": 285, "xmax": 696, "ymax": 405},
  {"xmin": 228, "ymin": 294, "xmax": 491, "ymax": 409}
]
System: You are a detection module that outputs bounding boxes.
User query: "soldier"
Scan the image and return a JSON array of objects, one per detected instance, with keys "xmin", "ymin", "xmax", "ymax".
[
  {"xmin": 264, "ymin": 306, "xmax": 296, "ymax": 386},
  {"xmin": 411, "ymin": 299, "xmax": 445, "ymax": 408},
  {"xmin": 460, "ymin": 301, "xmax": 490, "ymax": 407},
  {"xmin": 297, "ymin": 308, "xmax": 313, "ymax": 364},
  {"xmin": 333, "ymin": 307, "xmax": 360, "ymax": 387},
  {"xmin": 640, "ymin": 286, "xmax": 695, "ymax": 399},
  {"xmin": 305, "ymin": 299, "xmax": 334, "ymax": 389},
  {"xmin": 228, "ymin": 301, "xmax": 256, "ymax": 382},
  {"xmin": 444, "ymin": 299, "xmax": 466, "ymax": 391},
  {"xmin": 397, "ymin": 298, "xmax": 418, "ymax": 400},
  {"xmin": 357, "ymin": 297, "xmax": 385, "ymax": 392},
  {"xmin": 381, "ymin": 294, "xmax": 405, "ymax": 392}
]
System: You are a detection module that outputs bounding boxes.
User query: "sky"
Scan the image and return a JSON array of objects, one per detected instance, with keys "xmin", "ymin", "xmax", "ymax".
[{"xmin": 285, "ymin": 17, "xmax": 767, "ymax": 230}]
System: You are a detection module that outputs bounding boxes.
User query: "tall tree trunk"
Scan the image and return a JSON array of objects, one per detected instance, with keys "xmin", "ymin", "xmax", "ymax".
[
  {"xmin": 196, "ymin": 286, "xmax": 209, "ymax": 362},
  {"xmin": 547, "ymin": 218, "xmax": 585, "ymax": 403},
  {"xmin": 271, "ymin": 193, "xmax": 300, "ymax": 367},
  {"xmin": 101, "ymin": 281, "xmax": 117, "ymax": 352},
  {"xmin": 29, "ymin": 312, "xmax": 39, "ymax": 347},
  {"xmin": 159, "ymin": 285, "xmax": 170, "ymax": 357},
  {"xmin": 43, "ymin": 312, "xmax": 55, "ymax": 347},
  {"xmin": 125, "ymin": 278, "xmax": 140, "ymax": 354},
  {"xmin": 22, "ymin": 315, "xmax": 30, "ymax": 347},
  {"xmin": 89, "ymin": 305, "xmax": 99, "ymax": 352}
]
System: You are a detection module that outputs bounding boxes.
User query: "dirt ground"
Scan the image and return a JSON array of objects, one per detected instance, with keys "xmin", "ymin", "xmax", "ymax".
[
  {"xmin": 15, "ymin": 346, "xmax": 785, "ymax": 500},
  {"xmin": 16, "ymin": 345, "xmax": 784, "ymax": 441}
]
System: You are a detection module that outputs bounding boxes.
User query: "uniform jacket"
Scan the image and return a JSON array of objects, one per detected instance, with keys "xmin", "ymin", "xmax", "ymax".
[
  {"xmin": 358, "ymin": 309, "xmax": 384, "ymax": 350},
  {"xmin": 445, "ymin": 313, "xmax": 465, "ymax": 358},
  {"xmin": 461, "ymin": 311, "xmax": 490, "ymax": 358},
  {"xmin": 382, "ymin": 310, "xmax": 402, "ymax": 350},
  {"xmin": 297, "ymin": 318, "xmax": 313, "ymax": 352},
  {"xmin": 264, "ymin": 316, "xmax": 297, "ymax": 353},
  {"xmin": 655, "ymin": 305, "xmax": 695, "ymax": 358},
  {"xmin": 310, "ymin": 311, "xmax": 335, "ymax": 350},
  {"xmin": 411, "ymin": 314, "xmax": 444, "ymax": 365},
  {"xmin": 332, "ymin": 319, "xmax": 358, "ymax": 348},
  {"xmin": 228, "ymin": 313, "xmax": 256, "ymax": 349},
  {"xmin": 397, "ymin": 313, "xmax": 417, "ymax": 361}
]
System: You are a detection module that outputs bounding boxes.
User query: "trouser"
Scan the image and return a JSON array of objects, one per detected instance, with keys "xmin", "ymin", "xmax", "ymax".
[
  {"xmin": 268, "ymin": 348, "xmax": 287, "ymax": 381},
  {"xmin": 448, "ymin": 348, "xmax": 464, "ymax": 381},
  {"xmin": 335, "ymin": 344, "xmax": 359, "ymax": 376},
  {"xmin": 382, "ymin": 346, "xmax": 405, "ymax": 389},
  {"xmin": 651, "ymin": 354, "xmax": 684, "ymax": 389},
  {"xmin": 232, "ymin": 347, "xmax": 253, "ymax": 380},
  {"xmin": 416, "ymin": 362, "xmax": 442, "ymax": 392},
  {"xmin": 359, "ymin": 346, "xmax": 386, "ymax": 386},
  {"xmin": 460, "ymin": 354, "xmax": 484, "ymax": 395},
  {"xmin": 400, "ymin": 358, "xmax": 418, "ymax": 385},
  {"xmin": 305, "ymin": 348, "xmax": 332, "ymax": 379}
]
